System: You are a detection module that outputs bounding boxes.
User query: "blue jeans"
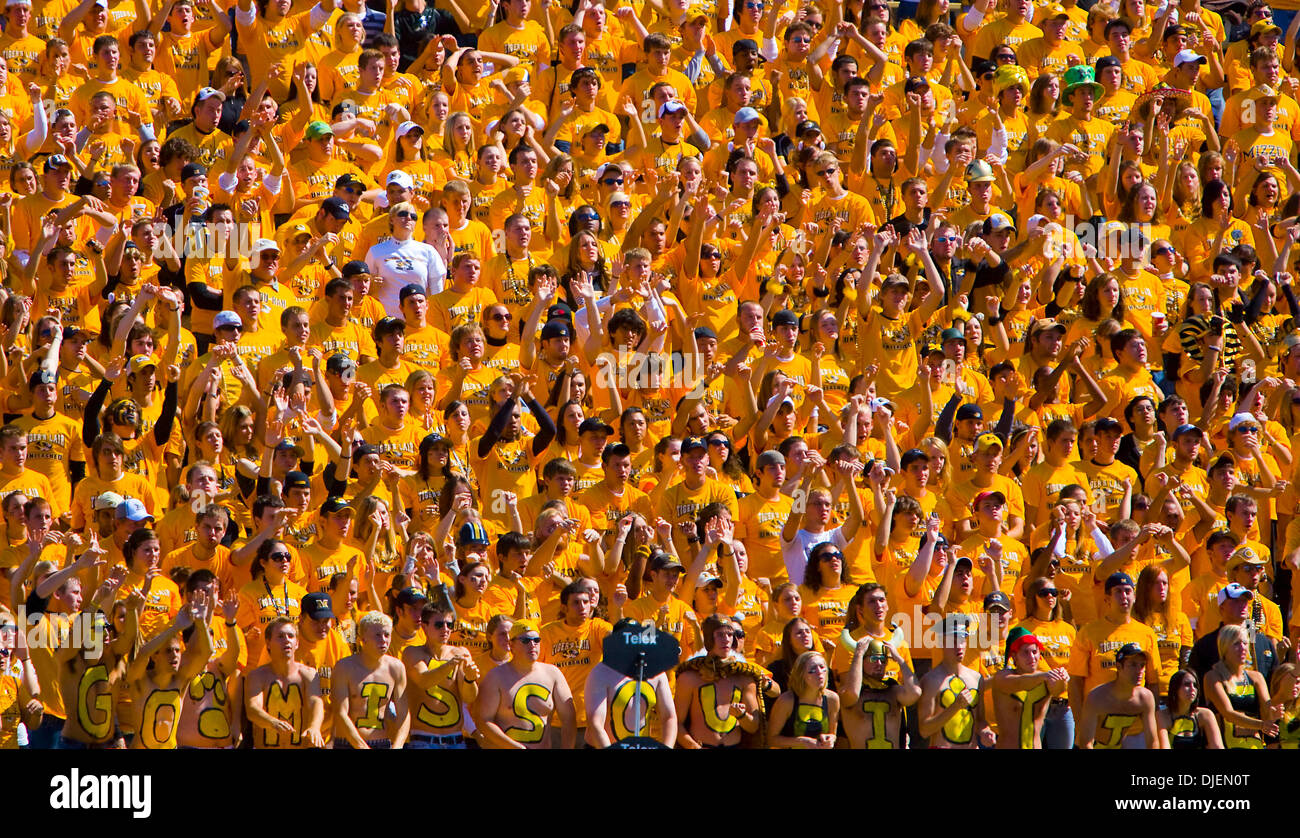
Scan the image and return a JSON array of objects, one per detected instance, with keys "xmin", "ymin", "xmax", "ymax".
[
  {"xmin": 28, "ymin": 715, "xmax": 64, "ymax": 750},
  {"xmin": 1042, "ymin": 701, "xmax": 1074, "ymax": 750},
  {"xmin": 406, "ymin": 732, "xmax": 466, "ymax": 749}
]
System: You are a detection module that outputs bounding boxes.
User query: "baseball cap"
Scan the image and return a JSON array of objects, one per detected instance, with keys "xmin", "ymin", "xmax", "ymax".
[
  {"xmin": 984, "ymin": 591, "xmax": 1012, "ymax": 613},
  {"xmin": 43, "ymin": 154, "xmax": 71, "ymax": 173},
  {"xmin": 510, "ymin": 619, "xmax": 541, "ymax": 640},
  {"xmin": 939, "ymin": 327, "xmax": 965, "ymax": 343},
  {"xmin": 395, "ymin": 121, "xmax": 423, "ymax": 138},
  {"xmin": 320, "ymin": 497, "xmax": 355, "ymax": 516},
  {"xmin": 213, "ymin": 310, "xmax": 242, "ymax": 330},
  {"xmin": 578, "ymin": 417, "xmax": 614, "ymax": 436},
  {"xmin": 956, "ymin": 403, "xmax": 983, "ymax": 422},
  {"xmin": 353, "ymin": 443, "xmax": 382, "ymax": 459},
  {"xmin": 1228, "ymin": 412, "xmax": 1260, "ymax": 432},
  {"xmin": 1251, "ymin": 19, "xmax": 1283, "ymax": 38},
  {"xmin": 681, "ymin": 436, "xmax": 708, "ymax": 454},
  {"xmin": 1115, "ymin": 642, "xmax": 1147, "ymax": 663},
  {"xmin": 983, "ymin": 212, "xmax": 1017, "ymax": 234},
  {"xmin": 953, "ymin": 555, "xmax": 974, "ymax": 572},
  {"xmin": 320, "ymin": 197, "xmax": 351, "ymax": 220},
  {"xmin": 733, "ymin": 106, "xmax": 762, "ymax": 124},
  {"xmin": 115, "ymin": 497, "xmax": 152, "ymax": 522},
  {"xmin": 127, "ymin": 354, "xmax": 159, "ymax": 374},
  {"xmin": 756, "ymin": 450, "xmax": 785, "ymax": 470},
  {"xmin": 1027, "ymin": 318, "xmax": 1067, "ymax": 338},
  {"xmin": 250, "ymin": 238, "xmax": 280, "ymax": 269},
  {"xmin": 772, "ymin": 309, "xmax": 799, "ymax": 328},
  {"xmin": 394, "ymin": 586, "xmax": 429, "ymax": 608},
  {"xmin": 28, "ymin": 369, "xmax": 57, "ymax": 389},
  {"xmin": 1217, "ymin": 582, "xmax": 1254, "ymax": 604},
  {"xmin": 547, "ymin": 302, "xmax": 574, "ymax": 322},
  {"xmin": 1095, "ymin": 55, "xmax": 1121, "ymax": 72},
  {"xmin": 973, "ymin": 490, "xmax": 1007, "ymax": 510},
  {"xmin": 304, "ymin": 121, "xmax": 334, "ymax": 141},
  {"xmin": 1174, "ymin": 49, "xmax": 1208, "ymax": 66},
  {"xmin": 92, "ymin": 491, "xmax": 124, "ymax": 511},
  {"xmin": 1171, "ymin": 423, "xmax": 1204, "ymax": 440},
  {"xmin": 941, "ymin": 615, "xmax": 971, "ymax": 638},
  {"xmin": 973, "ymin": 432, "xmax": 1003, "ymax": 453},
  {"xmin": 899, "ymin": 447, "xmax": 929, "ymax": 469},
  {"xmin": 658, "ymin": 100, "xmax": 688, "ymax": 118},
  {"xmin": 399, "ymin": 283, "xmax": 427, "ymax": 305},
  {"xmin": 387, "ymin": 170, "xmax": 415, "ymax": 189},
  {"xmin": 696, "ymin": 575, "xmax": 723, "ymax": 588},
  {"xmin": 283, "ymin": 470, "xmax": 310, "ymax": 491},
  {"xmin": 693, "ymin": 326, "xmax": 718, "ymax": 341},
  {"xmin": 326, "ymin": 354, "xmax": 357, "ymax": 375},
  {"xmin": 795, "ymin": 119, "xmax": 821, "ymax": 138},
  {"xmin": 1105, "ymin": 571, "xmax": 1135, "ymax": 592},
  {"xmin": 301, "ymin": 592, "xmax": 334, "ymax": 621},
  {"xmin": 457, "ymin": 521, "xmax": 491, "ymax": 547},
  {"xmin": 580, "ymin": 122, "xmax": 610, "ymax": 138},
  {"xmin": 540, "ymin": 320, "xmax": 572, "ymax": 341},
  {"xmin": 1094, "ymin": 417, "xmax": 1123, "ymax": 434},
  {"xmin": 195, "ymin": 86, "xmax": 225, "ymax": 103},
  {"xmin": 649, "ymin": 552, "xmax": 685, "ymax": 573},
  {"xmin": 334, "ymin": 173, "xmax": 366, "ymax": 192}
]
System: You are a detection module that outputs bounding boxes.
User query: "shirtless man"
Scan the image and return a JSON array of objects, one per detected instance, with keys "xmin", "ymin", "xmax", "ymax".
[
  {"xmin": 57, "ymin": 561, "xmax": 138, "ymax": 749},
  {"xmin": 839, "ymin": 638, "xmax": 921, "ymax": 749},
  {"xmin": 991, "ymin": 627, "xmax": 1069, "ymax": 749},
  {"xmin": 176, "ymin": 570, "xmax": 244, "ymax": 749},
  {"xmin": 243, "ymin": 617, "xmax": 327, "ymax": 749},
  {"xmin": 475, "ymin": 619, "xmax": 576, "ymax": 749},
  {"xmin": 1079, "ymin": 642, "xmax": 1161, "ymax": 749},
  {"xmin": 584, "ymin": 619, "xmax": 679, "ymax": 748},
  {"xmin": 126, "ymin": 603, "xmax": 211, "ymax": 749},
  {"xmin": 332, "ymin": 611, "xmax": 410, "ymax": 749},
  {"xmin": 403, "ymin": 603, "xmax": 481, "ymax": 749},
  {"xmin": 918, "ymin": 619, "xmax": 991, "ymax": 748},
  {"xmin": 674, "ymin": 615, "xmax": 763, "ymax": 749}
]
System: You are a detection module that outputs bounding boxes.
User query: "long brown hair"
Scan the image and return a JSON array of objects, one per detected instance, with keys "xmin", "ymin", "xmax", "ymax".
[{"xmin": 1132, "ymin": 564, "xmax": 1173, "ymax": 628}]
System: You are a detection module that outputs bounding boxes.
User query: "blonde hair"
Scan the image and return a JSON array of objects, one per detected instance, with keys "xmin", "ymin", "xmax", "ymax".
[
  {"xmin": 358, "ymin": 610, "xmax": 393, "ymax": 634},
  {"xmin": 1216, "ymin": 623, "xmax": 1250, "ymax": 664},
  {"xmin": 789, "ymin": 650, "xmax": 828, "ymax": 698}
]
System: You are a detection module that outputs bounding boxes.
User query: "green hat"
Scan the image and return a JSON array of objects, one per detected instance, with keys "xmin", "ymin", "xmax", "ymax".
[
  {"xmin": 304, "ymin": 121, "xmax": 334, "ymax": 141},
  {"xmin": 1063, "ymin": 65, "xmax": 1103, "ymax": 103},
  {"xmin": 1005, "ymin": 625, "xmax": 1043, "ymax": 659}
]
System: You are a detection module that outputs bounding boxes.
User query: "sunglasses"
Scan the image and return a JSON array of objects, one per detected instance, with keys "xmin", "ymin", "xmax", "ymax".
[
  {"xmin": 601, "ymin": 177, "xmax": 624, "ymax": 186},
  {"xmin": 1237, "ymin": 425, "xmax": 1260, "ymax": 433},
  {"xmin": 573, "ymin": 213, "xmax": 599, "ymax": 222},
  {"xmin": 269, "ymin": 552, "xmax": 292, "ymax": 562},
  {"xmin": 820, "ymin": 551, "xmax": 844, "ymax": 561},
  {"xmin": 518, "ymin": 635, "xmax": 542, "ymax": 645},
  {"xmin": 934, "ymin": 235, "xmax": 956, "ymax": 243},
  {"xmin": 744, "ymin": 1, "xmax": 763, "ymax": 8},
  {"xmin": 702, "ymin": 250, "xmax": 720, "ymax": 258},
  {"xmin": 790, "ymin": 36, "xmax": 811, "ymax": 43},
  {"xmin": 1037, "ymin": 588, "xmax": 1059, "ymax": 597},
  {"xmin": 490, "ymin": 312, "xmax": 512, "ymax": 321},
  {"xmin": 428, "ymin": 619, "xmax": 454, "ymax": 629},
  {"xmin": 610, "ymin": 200, "xmax": 631, "ymax": 208},
  {"xmin": 816, "ymin": 167, "xmax": 835, "ymax": 177},
  {"xmin": 732, "ymin": 628, "xmax": 745, "ymax": 639},
  {"xmin": 1152, "ymin": 246, "xmax": 1173, "ymax": 257},
  {"xmin": 343, "ymin": 185, "xmax": 362, "ymax": 194},
  {"xmin": 394, "ymin": 210, "xmax": 419, "ymax": 221},
  {"xmin": 707, "ymin": 438, "xmax": 728, "ymax": 446}
]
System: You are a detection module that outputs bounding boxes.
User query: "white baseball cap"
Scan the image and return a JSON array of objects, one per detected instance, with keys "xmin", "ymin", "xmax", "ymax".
[{"xmin": 387, "ymin": 170, "xmax": 414, "ymax": 189}]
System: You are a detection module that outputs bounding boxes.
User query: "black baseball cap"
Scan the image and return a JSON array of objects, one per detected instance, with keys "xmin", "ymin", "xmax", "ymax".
[
  {"xmin": 395, "ymin": 586, "xmax": 428, "ymax": 608},
  {"xmin": 341, "ymin": 260, "xmax": 371, "ymax": 278},
  {"xmin": 1105, "ymin": 571, "xmax": 1135, "ymax": 592},
  {"xmin": 320, "ymin": 496, "xmax": 355, "ymax": 516},
  {"xmin": 541, "ymin": 320, "xmax": 572, "ymax": 341},
  {"xmin": 772, "ymin": 309, "xmax": 799, "ymax": 328},
  {"xmin": 579, "ymin": 417, "xmax": 613, "ymax": 436},
  {"xmin": 320, "ymin": 197, "xmax": 351, "ymax": 220},
  {"xmin": 283, "ymin": 470, "xmax": 310, "ymax": 491},
  {"xmin": 301, "ymin": 592, "xmax": 334, "ymax": 620},
  {"xmin": 681, "ymin": 436, "xmax": 707, "ymax": 454},
  {"xmin": 956, "ymin": 404, "xmax": 984, "ymax": 421},
  {"xmin": 399, "ymin": 283, "xmax": 426, "ymax": 304},
  {"xmin": 984, "ymin": 591, "xmax": 1012, "ymax": 613}
]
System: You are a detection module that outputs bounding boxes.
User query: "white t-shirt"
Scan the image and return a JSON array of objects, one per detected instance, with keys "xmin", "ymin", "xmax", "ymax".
[
  {"xmin": 782, "ymin": 527, "xmax": 848, "ymax": 586},
  {"xmin": 365, "ymin": 237, "xmax": 447, "ymax": 314}
]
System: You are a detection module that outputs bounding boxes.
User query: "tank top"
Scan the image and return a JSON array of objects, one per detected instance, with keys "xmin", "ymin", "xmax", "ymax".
[
  {"xmin": 1222, "ymin": 674, "xmax": 1265, "ymax": 750},
  {"xmin": 1168, "ymin": 712, "xmax": 1206, "ymax": 750},
  {"xmin": 781, "ymin": 694, "xmax": 829, "ymax": 739}
]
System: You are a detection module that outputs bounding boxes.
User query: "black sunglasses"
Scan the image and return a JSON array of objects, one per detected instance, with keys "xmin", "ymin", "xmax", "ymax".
[
  {"xmin": 518, "ymin": 635, "xmax": 542, "ymax": 645},
  {"xmin": 601, "ymin": 177, "xmax": 624, "ymax": 185},
  {"xmin": 1152, "ymin": 246, "xmax": 1173, "ymax": 257},
  {"xmin": 428, "ymin": 619, "xmax": 454, "ymax": 629},
  {"xmin": 269, "ymin": 551, "xmax": 292, "ymax": 562},
  {"xmin": 1037, "ymin": 588, "xmax": 1060, "ymax": 597},
  {"xmin": 394, "ymin": 210, "xmax": 419, "ymax": 221}
]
